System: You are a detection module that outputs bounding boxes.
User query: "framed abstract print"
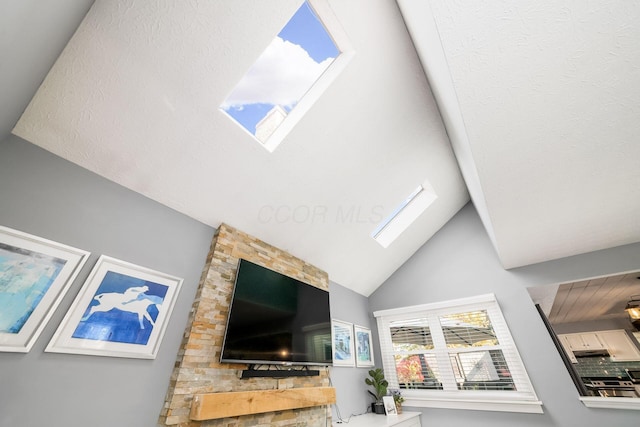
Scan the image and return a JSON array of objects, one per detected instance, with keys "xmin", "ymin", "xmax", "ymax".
[
  {"xmin": 354, "ymin": 325, "xmax": 374, "ymax": 367},
  {"xmin": 0, "ymin": 225, "xmax": 90, "ymax": 352},
  {"xmin": 331, "ymin": 319, "xmax": 355, "ymax": 367}
]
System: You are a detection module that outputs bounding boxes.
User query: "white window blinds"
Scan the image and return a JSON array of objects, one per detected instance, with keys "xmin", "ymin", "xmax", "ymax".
[{"xmin": 374, "ymin": 294, "xmax": 543, "ymax": 413}]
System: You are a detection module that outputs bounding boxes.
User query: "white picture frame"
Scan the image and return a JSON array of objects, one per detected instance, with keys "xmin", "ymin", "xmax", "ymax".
[
  {"xmin": 46, "ymin": 255, "xmax": 183, "ymax": 359},
  {"xmin": 331, "ymin": 319, "xmax": 355, "ymax": 366},
  {"xmin": 354, "ymin": 324, "xmax": 374, "ymax": 367},
  {"xmin": 383, "ymin": 395, "xmax": 397, "ymax": 415},
  {"xmin": 0, "ymin": 226, "xmax": 90, "ymax": 353}
]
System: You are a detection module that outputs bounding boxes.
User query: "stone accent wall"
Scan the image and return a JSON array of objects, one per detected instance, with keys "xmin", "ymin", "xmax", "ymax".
[{"xmin": 159, "ymin": 224, "xmax": 331, "ymax": 426}]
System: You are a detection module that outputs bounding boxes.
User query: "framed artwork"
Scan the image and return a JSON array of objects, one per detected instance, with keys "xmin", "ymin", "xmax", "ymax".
[
  {"xmin": 383, "ymin": 396, "xmax": 397, "ymax": 415},
  {"xmin": 0, "ymin": 226, "xmax": 90, "ymax": 352},
  {"xmin": 331, "ymin": 319, "xmax": 355, "ymax": 366},
  {"xmin": 46, "ymin": 255, "xmax": 183, "ymax": 359},
  {"xmin": 354, "ymin": 325, "xmax": 374, "ymax": 367}
]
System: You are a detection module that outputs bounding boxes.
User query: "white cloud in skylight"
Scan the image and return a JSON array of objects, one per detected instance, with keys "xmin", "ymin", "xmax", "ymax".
[{"xmin": 221, "ymin": 36, "xmax": 334, "ymax": 109}]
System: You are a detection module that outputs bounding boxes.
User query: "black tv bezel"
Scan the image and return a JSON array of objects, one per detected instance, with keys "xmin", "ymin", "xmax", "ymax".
[{"xmin": 220, "ymin": 258, "xmax": 333, "ymax": 367}]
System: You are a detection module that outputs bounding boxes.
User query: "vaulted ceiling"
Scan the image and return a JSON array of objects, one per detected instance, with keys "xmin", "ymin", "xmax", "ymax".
[{"xmin": 3, "ymin": 0, "xmax": 639, "ymax": 296}]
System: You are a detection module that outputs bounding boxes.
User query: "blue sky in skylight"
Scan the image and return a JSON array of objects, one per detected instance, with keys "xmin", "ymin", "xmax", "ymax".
[
  {"xmin": 221, "ymin": 1, "xmax": 339, "ymax": 137},
  {"xmin": 279, "ymin": 2, "xmax": 338, "ymax": 63}
]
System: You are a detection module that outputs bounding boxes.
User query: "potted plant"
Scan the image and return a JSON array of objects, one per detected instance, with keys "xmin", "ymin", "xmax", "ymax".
[
  {"xmin": 365, "ymin": 368, "xmax": 388, "ymax": 414},
  {"xmin": 390, "ymin": 389, "xmax": 404, "ymax": 414}
]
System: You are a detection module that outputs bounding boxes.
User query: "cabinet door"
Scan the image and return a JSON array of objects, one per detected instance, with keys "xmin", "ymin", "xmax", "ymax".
[
  {"xmin": 564, "ymin": 333, "xmax": 604, "ymax": 351},
  {"xmin": 564, "ymin": 334, "xmax": 587, "ymax": 350},
  {"xmin": 597, "ymin": 330, "xmax": 640, "ymax": 361},
  {"xmin": 558, "ymin": 335, "xmax": 578, "ymax": 363},
  {"xmin": 580, "ymin": 333, "xmax": 605, "ymax": 350}
]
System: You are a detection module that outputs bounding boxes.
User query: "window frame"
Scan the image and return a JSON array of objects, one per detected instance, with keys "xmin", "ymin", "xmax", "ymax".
[{"xmin": 374, "ymin": 293, "xmax": 543, "ymax": 413}]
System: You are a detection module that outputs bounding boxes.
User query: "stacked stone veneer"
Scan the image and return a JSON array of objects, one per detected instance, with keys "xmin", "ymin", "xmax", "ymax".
[{"xmin": 159, "ymin": 223, "xmax": 331, "ymax": 427}]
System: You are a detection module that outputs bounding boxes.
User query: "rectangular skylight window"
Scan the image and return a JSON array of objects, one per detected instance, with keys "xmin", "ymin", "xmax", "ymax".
[
  {"xmin": 221, "ymin": 1, "xmax": 351, "ymax": 151},
  {"xmin": 372, "ymin": 183, "xmax": 438, "ymax": 248}
]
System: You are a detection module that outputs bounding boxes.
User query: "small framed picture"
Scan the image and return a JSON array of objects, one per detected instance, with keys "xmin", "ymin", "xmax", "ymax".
[
  {"xmin": 46, "ymin": 255, "xmax": 183, "ymax": 359},
  {"xmin": 0, "ymin": 226, "xmax": 90, "ymax": 352},
  {"xmin": 331, "ymin": 319, "xmax": 355, "ymax": 366},
  {"xmin": 383, "ymin": 396, "xmax": 397, "ymax": 415},
  {"xmin": 354, "ymin": 325, "xmax": 374, "ymax": 367}
]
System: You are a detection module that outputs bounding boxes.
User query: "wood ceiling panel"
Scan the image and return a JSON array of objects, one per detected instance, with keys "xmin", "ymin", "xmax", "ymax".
[{"xmin": 548, "ymin": 271, "xmax": 640, "ymax": 325}]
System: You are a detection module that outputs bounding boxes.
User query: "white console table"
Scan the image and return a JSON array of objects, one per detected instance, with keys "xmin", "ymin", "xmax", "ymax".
[{"xmin": 333, "ymin": 411, "xmax": 421, "ymax": 427}]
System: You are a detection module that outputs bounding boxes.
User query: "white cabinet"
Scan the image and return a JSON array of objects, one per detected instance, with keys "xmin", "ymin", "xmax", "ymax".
[
  {"xmin": 558, "ymin": 330, "xmax": 640, "ymax": 363},
  {"xmin": 563, "ymin": 332, "xmax": 606, "ymax": 351},
  {"xmin": 333, "ymin": 412, "xmax": 421, "ymax": 427},
  {"xmin": 558, "ymin": 332, "xmax": 606, "ymax": 363},
  {"xmin": 596, "ymin": 330, "xmax": 640, "ymax": 361}
]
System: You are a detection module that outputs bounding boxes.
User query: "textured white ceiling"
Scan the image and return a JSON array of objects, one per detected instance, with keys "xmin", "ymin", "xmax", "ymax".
[
  {"xmin": 9, "ymin": 0, "xmax": 640, "ymax": 296},
  {"xmin": 400, "ymin": 0, "xmax": 640, "ymax": 268},
  {"xmin": 12, "ymin": 0, "xmax": 468, "ymax": 296}
]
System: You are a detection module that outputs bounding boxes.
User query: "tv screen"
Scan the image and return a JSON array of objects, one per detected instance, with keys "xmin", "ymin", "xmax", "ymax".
[{"xmin": 220, "ymin": 259, "xmax": 332, "ymax": 366}]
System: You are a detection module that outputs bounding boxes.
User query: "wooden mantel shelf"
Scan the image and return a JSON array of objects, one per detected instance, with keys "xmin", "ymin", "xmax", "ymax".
[{"xmin": 190, "ymin": 386, "xmax": 336, "ymax": 420}]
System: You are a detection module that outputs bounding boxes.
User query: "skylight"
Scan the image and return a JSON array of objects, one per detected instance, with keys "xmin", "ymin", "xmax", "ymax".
[
  {"xmin": 221, "ymin": 1, "xmax": 349, "ymax": 151},
  {"xmin": 372, "ymin": 183, "xmax": 438, "ymax": 248}
]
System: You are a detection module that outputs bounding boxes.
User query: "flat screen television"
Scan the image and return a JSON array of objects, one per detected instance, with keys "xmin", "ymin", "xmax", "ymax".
[{"xmin": 220, "ymin": 259, "xmax": 333, "ymax": 366}]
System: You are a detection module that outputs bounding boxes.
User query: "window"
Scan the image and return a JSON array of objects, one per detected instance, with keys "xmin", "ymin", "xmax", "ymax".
[
  {"xmin": 372, "ymin": 182, "xmax": 437, "ymax": 248},
  {"xmin": 374, "ymin": 294, "xmax": 543, "ymax": 413},
  {"xmin": 220, "ymin": 0, "xmax": 353, "ymax": 152}
]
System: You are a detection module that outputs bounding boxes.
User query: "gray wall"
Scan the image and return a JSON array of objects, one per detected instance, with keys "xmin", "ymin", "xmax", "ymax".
[
  {"xmin": 0, "ymin": 135, "xmax": 376, "ymax": 426},
  {"xmin": 0, "ymin": 135, "xmax": 215, "ymax": 427},
  {"xmin": 329, "ymin": 281, "xmax": 377, "ymax": 421},
  {"xmin": 369, "ymin": 203, "xmax": 640, "ymax": 427}
]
